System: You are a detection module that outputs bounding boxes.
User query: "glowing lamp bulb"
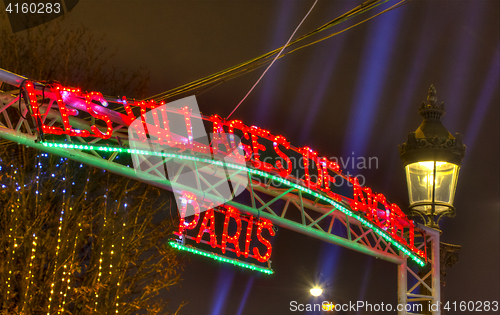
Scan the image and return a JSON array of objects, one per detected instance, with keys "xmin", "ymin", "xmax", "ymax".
[
  {"xmin": 417, "ymin": 161, "xmax": 446, "ymax": 170},
  {"xmin": 310, "ymin": 287, "xmax": 323, "ymax": 297}
]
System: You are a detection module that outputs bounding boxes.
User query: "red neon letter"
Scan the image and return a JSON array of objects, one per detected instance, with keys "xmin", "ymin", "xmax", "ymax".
[
  {"xmin": 134, "ymin": 100, "xmax": 151, "ymax": 142},
  {"xmin": 249, "ymin": 127, "xmax": 273, "ymax": 172},
  {"xmin": 150, "ymin": 105, "xmax": 174, "ymax": 145},
  {"xmin": 350, "ymin": 177, "xmax": 373, "ymax": 219},
  {"xmin": 299, "ymin": 147, "xmax": 323, "ymax": 189},
  {"xmin": 273, "ymin": 135, "xmax": 292, "ymax": 177},
  {"xmin": 24, "ymin": 81, "xmax": 65, "ymax": 135},
  {"xmin": 177, "ymin": 192, "xmax": 200, "ymax": 234},
  {"xmin": 252, "ymin": 219, "xmax": 275, "ymax": 262},
  {"xmin": 85, "ymin": 92, "xmax": 113, "ymax": 139},
  {"xmin": 180, "ymin": 106, "xmax": 194, "ymax": 150},
  {"xmin": 221, "ymin": 206, "xmax": 242, "ymax": 256},
  {"xmin": 52, "ymin": 87, "xmax": 90, "ymax": 137},
  {"xmin": 243, "ymin": 216, "xmax": 254, "ymax": 258},
  {"xmin": 228, "ymin": 120, "xmax": 252, "ymax": 161},
  {"xmin": 121, "ymin": 96, "xmax": 152, "ymax": 143},
  {"xmin": 196, "ymin": 208, "xmax": 218, "ymax": 248},
  {"xmin": 210, "ymin": 115, "xmax": 232, "ymax": 156},
  {"xmin": 120, "ymin": 96, "xmax": 137, "ymax": 126}
]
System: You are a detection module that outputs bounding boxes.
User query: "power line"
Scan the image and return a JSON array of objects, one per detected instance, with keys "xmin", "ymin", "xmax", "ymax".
[
  {"xmin": 226, "ymin": 0, "xmax": 319, "ymax": 119},
  {"xmin": 146, "ymin": 0, "xmax": 390, "ymax": 103}
]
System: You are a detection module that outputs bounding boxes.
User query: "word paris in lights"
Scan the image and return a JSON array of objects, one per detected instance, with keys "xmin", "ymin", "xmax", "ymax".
[
  {"xmin": 23, "ymin": 81, "xmax": 427, "ymax": 268},
  {"xmin": 172, "ymin": 192, "xmax": 275, "ymax": 274}
]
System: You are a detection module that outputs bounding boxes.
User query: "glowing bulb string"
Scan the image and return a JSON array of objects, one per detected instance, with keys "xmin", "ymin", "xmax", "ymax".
[
  {"xmin": 22, "ymin": 154, "xmax": 42, "ymax": 313},
  {"xmin": 64, "ymin": 211, "xmax": 80, "ymax": 312},
  {"xmin": 107, "ymin": 179, "xmax": 116, "ymax": 306},
  {"xmin": 21, "ymin": 233, "xmax": 37, "ymax": 314},
  {"xmin": 61, "ymin": 205, "xmax": 76, "ymax": 313},
  {"xmin": 4, "ymin": 165, "xmax": 10, "ymax": 302},
  {"xmin": 5, "ymin": 165, "xmax": 20, "ymax": 306},
  {"xmin": 226, "ymin": 0, "xmax": 319, "ymax": 120},
  {"xmin": 57, "ymin": 161, "xmax": 71, "ymax": 315},
  {"xmin": 69, "ymin": 170, "xmax": 89, "ymax": 306},
  {"xmin": 65, "ymin": 163, "xmax": 89, "ymax": 308},
  {"xmin": 88, "ymin": 170, "xmax": 96, "ymax": 313},
  {"xmin": 61, "ymin": 166, "xmax": 75, "ymax": 313},
  {"xmin": 113, "ymin": 186, "xmax": 128, "ymax": 314},
  {"xmin": 169, "ymin": 241, "xmax": 273, "ymax": 275},
  {"xmin": 94, "ymin": 177, "xmax": 108, "ymax": 312},
  {"xmin": 48, "ymin": 166, "xmax": 68, "ymax": 315}
]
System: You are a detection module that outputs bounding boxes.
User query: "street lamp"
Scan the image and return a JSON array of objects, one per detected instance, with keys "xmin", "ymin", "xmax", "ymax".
[
  {"xmin": 399, "ymin": 85, "xmax": 466, "ymax": 230},
  {"xmin": 310, "ymin": 286, "xmax": 323, "ymax": 297}
]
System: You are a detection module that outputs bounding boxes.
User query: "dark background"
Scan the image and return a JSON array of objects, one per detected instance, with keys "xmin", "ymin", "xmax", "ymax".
[{"xmin": 3, "ymin": 0, "xmax": 498, "ymax": 314}]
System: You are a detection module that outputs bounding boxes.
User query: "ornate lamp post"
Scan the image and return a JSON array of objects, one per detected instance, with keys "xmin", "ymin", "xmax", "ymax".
[
  {"xmin": 399, "ymin": 85, "xmax": 466, "ymax": 313},
  {"xmin": 399, "ymin": 85, "xmax": 466, "ymax": 230}
]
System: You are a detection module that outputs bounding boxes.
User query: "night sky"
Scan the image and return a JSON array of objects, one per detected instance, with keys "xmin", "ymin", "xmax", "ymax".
[{"xmin": 18, "ymin": 0, "xmax": 500, "ymax": 314}]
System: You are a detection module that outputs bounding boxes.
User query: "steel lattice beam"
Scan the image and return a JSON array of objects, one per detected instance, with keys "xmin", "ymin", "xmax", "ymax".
[
  {"xmin": 398, "ymin": 225, "xmax": 440, "ymax": 315},
  {"xmin": 0, "ymin": 126, "xmax": 405, "ymax": 264}
]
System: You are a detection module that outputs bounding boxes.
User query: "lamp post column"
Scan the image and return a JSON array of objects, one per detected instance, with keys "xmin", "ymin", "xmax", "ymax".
[{"xmin": 398, "ymin": 85, "xmax": 466, "ymax": 315}]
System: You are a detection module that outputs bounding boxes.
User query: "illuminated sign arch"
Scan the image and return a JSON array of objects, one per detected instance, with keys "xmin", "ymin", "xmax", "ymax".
[{"xmin": 21, "ymin": 80, "xmax": 427, "ymax": 268}]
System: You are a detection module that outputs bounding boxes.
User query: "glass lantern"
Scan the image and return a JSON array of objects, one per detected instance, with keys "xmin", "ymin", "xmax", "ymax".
[
  {"xmin": 405, "ymin": 161, "xmax": 460, "ymax": 215},
  {"xmin": 399, "ymin": 85, "xmax": 466, "ymax": 228}
]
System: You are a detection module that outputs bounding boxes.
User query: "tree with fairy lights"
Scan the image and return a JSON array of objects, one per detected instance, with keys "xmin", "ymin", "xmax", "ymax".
[{"xmin": 0, "ymin": 13, "xmax": 185, "ymax": 315}]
